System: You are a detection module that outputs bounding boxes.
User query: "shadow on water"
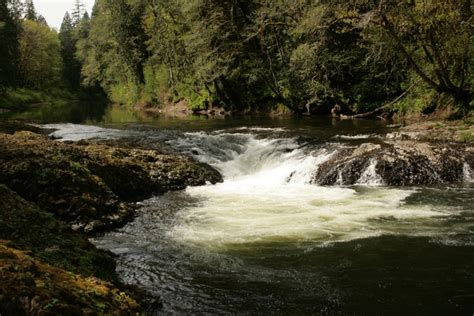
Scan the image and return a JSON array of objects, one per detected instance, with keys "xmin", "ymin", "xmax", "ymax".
[
  {"xmin": 216, "ymin": 236, "xmax": 474, "ymax": 315},
  {"xmin": 0, "ymin": 101, "xmax": 393, "ymax": 139}
]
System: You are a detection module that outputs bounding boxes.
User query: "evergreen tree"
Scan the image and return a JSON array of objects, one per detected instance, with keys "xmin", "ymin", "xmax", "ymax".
[
  {"xmin": 71, "ymin": 0, "xmax": 85, "ymax": 25},
  {"xmin": 78, "ymin": 0, "xmax": 472, "ymax": 114},
  {"xmin": 105, "ymin": 0, "xmax": 148, "ymax": 83},
  {"xmin": 24, "ymin": 0, "xmax": 37, "ymax": 21},
  {"xmin": 36, "ymin": 14, "xmax": 48, "ymax": 26},
  {"xmin": 59, "ymin": 12, "xmax": 82, "ymax": 89}
]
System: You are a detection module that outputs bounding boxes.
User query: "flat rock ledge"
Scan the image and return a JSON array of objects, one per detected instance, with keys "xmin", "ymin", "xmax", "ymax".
[
  {"xmin": 313, "ymin": 141, "xmax": 473, "ymax": 186},
  {"xmin": 0, "ymin": 130, "xmax": 223, "ymax": 234}
]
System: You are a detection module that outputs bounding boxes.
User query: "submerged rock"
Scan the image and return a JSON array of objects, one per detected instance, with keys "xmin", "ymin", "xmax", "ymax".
[{"xmin": 313, "ymin": 141, "xmax": 473, "ymax": 186}]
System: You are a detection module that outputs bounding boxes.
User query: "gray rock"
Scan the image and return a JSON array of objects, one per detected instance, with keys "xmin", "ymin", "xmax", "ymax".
[{"xmin": 313, "ymin": 141, "xmax": 473, "ymax": 186}]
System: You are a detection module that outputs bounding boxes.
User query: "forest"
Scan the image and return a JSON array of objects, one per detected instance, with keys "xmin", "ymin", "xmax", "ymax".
[
  {"xmin": 0, "ymin": 0, "xmax": 472, "ymax": 117},
  {"xmin": 1, "ymin": 1, "xmax": 474, "ymax": 314}
]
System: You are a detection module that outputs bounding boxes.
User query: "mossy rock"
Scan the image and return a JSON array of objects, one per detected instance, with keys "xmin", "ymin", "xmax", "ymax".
[
  {"xmin": 0, "ymin": 130, "xmax": 222, "ymax": 233},
  {"xmin": 0, "ymin": 242, "xmax": 140, "ymax": 315},
  {"xmin": 78, "ymin": 138, "xmax": 223, "ymax": 198},
  {"xmin": 0, "ymin": 184, "xmax": 117, "ymax": 281},
  {"xmin": 313, "ymin": 141, "xmax": 473, "ymax": 186},
  {"xmin": 0, "ymin": 132, "xmax": 134, "ymax": 233}
]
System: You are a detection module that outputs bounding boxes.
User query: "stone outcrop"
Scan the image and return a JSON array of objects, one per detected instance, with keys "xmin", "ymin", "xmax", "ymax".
[
  {"xmin": 313, "ymin": 141, "xmax": 473, "ymax": 186},
  {"xmin": 0, "ymin": 130, "xmax": 222, "ymax": 234}
]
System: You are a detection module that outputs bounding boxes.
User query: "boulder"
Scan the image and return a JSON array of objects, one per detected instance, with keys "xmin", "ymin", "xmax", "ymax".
[{"xmin": 313, "ymin": 141, "xmax": 473, "ymax": 186}]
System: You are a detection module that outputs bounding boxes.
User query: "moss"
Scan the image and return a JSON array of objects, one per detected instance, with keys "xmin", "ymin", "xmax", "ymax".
[
  {"xmin": 0, "ymin": 125, "xmax": 218, "ymax": 313},
  {"xmin": 0, "ymin": 127, "xmax": 222, "ymax": 234},
  {"xmin": 458, "ymin": 131, "xmax": 474, "ymax": 143},
  {"xmin": 0, "ymin": 242, "xmax": 140, "ymax": 315},
  {"xmin": 0, "ymin": 185, "xmax": 117, "ymax": 281},
  {"xmin": 0, "ymin": 132, "xmax": 134, "ymax": 233}
]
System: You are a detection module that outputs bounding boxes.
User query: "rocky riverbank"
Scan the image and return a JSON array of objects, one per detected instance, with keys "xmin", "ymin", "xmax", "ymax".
[
  {"xmin": 389, "ymin": 119, "xmax": 474, "ymax": 143},
  {"xmin": 0, "ymin": 121, "xmax": 223, "ymax": 315}
]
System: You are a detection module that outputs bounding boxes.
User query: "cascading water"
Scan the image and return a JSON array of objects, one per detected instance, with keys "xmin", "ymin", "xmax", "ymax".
[
  {"xmin": 464, "ymin": 162, "xmax": 473, "ymax": 182},
  {"xmin": 164, "ymin": 131, "xmax": 452, "ymax": 249},
  {"xmin": 356, "ymin": 159, "xmax": 384, "ymax": 186}
]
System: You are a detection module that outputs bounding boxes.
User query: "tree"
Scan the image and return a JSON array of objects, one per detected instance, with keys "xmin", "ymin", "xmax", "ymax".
[
  {"xmin": 179, "ymin": 0, "xmax": 260, "ymax": 109},
  {"xmin": 78, "ymin": 0, "xmax": 472, "ymax": 115},
  {"xmin": 59, "ymin": 12, "xmax": 81, "ymax": 89},
  {"xmin": 103, "ymin": 0, "xmax": 148, "ymax": 84},
  {"xmin": 143, "ymin": 0, "xmax": 189, "ymax": 94},
  {"xmin": 24, "ymin": 0, "xmax": 37, "ymax": 21},
  {"xmin": 375, "ymin": 0, "xmax": 472, "ymax": 110},
  {"xmin": 321, "ymin": 0, "xmax": 473, "ymax": 112},
  {"xmin": 80, "ymin": 0, "xmax": 124, "ymax": 90},
  {"xmin": 71, "ymin": 0, "xmax": 85, "ymax": 25},
  {"xmin": 18, "ymin": 19, "xmax": 62, "ymax": 88}
]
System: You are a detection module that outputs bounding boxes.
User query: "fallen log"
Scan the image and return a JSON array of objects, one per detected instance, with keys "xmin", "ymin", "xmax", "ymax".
[{"xmin": 338, "ymin": 80, "xmax": 419, "ymax": 120}]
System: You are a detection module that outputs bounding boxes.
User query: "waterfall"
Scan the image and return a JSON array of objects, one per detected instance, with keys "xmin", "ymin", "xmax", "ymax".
[
  {"xmin": 169, "ymin": 132, "xmax": 332, "ymax": 184},
  {"xmin": 464, "ymin": 163, "xmax": 473, "ymax": 183},
  {"xmin": 336, "ymin": 170, "xmax": 344, "ymax": 185},
  {"xmin": 356, "ymin": 159, "xmax": 384, "ymax": 186}
]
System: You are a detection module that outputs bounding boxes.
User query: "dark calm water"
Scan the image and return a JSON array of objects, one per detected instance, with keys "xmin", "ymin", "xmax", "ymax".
[{"xmin": 7, "ymin": 102, "xmax": 474, "ymax": 314}]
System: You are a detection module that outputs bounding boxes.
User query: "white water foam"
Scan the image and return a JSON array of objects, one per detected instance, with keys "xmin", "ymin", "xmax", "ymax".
[
  {"xmin": 463, "ymin": 162, "xmax": 473, "ymax": 183},
  {"xmin": 42, "ymin": 124, "xmax": 464, "ymax": 249},
  {"xmin": 356, "ymin": 159, "xmax": 384, "ymax": 186},
  {"xmin": 333, "ymin": 134, "xmax": 378, "ymax": 140},
  {"xmin": 44, "ymin": 123, "xmax": 130, "ymax": 141},
  {"xmin": 167, "ymin": 132, "xmax": 449, "ymax": 249}
]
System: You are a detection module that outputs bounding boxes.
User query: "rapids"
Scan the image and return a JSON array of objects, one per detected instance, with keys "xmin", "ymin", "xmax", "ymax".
[{"xmin": 166, "ymin": 131, "xmax": 451, "ymax": 248}]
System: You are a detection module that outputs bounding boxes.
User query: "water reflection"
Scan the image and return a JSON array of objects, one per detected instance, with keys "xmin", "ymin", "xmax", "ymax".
[{"xmin": 2, "ymin": 102, "xmax": 393, "ymax": 136}]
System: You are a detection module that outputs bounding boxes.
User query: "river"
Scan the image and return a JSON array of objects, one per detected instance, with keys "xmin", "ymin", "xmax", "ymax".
[{"xmin": 9, "ymin": 103, "xmax": 474, "ymax": 314}]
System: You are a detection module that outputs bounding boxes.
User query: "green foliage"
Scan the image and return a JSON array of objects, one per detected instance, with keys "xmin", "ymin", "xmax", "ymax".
[
  {"xmin": 393, "ymin": 84, "xmax": 439, "ymax": 115},
  {"xmin": 175, "ymin": 80, "xmax": 214, "ymax": 111},
  {"xmin": 142, "ymin": 63, "xmax": 170, "ymax": 104},
  {"xmin": 78, "ymin": 0, "xmax": 430, "ymax": 113},
  {"xmin": 458, "ymin": 130, "xmax": 473, "ymax": 143},
  {"xmin": 0, "ymin": 88, "xmax": 43, "ymax": 108},
  {"xmin": 59, "ymin": 10, "xmax": 92, "ymax": 91},
  {"xmin": 109, "ymin": 82, "xmax": 140, "ymax": 106},
  {"xmin": 18, "ymin": 20, "xmax": 62, "ymax": 89},
  {"xmin": 23, "ymin": 0, "xmax": 37, "ymax": 21},
  {"xmin": 3, "ymin": 0, "xmax": 471, "ymax": 116},
  {"xmin": 0, "ymin": 1, "xmax": 102, "ymax": 111}
]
